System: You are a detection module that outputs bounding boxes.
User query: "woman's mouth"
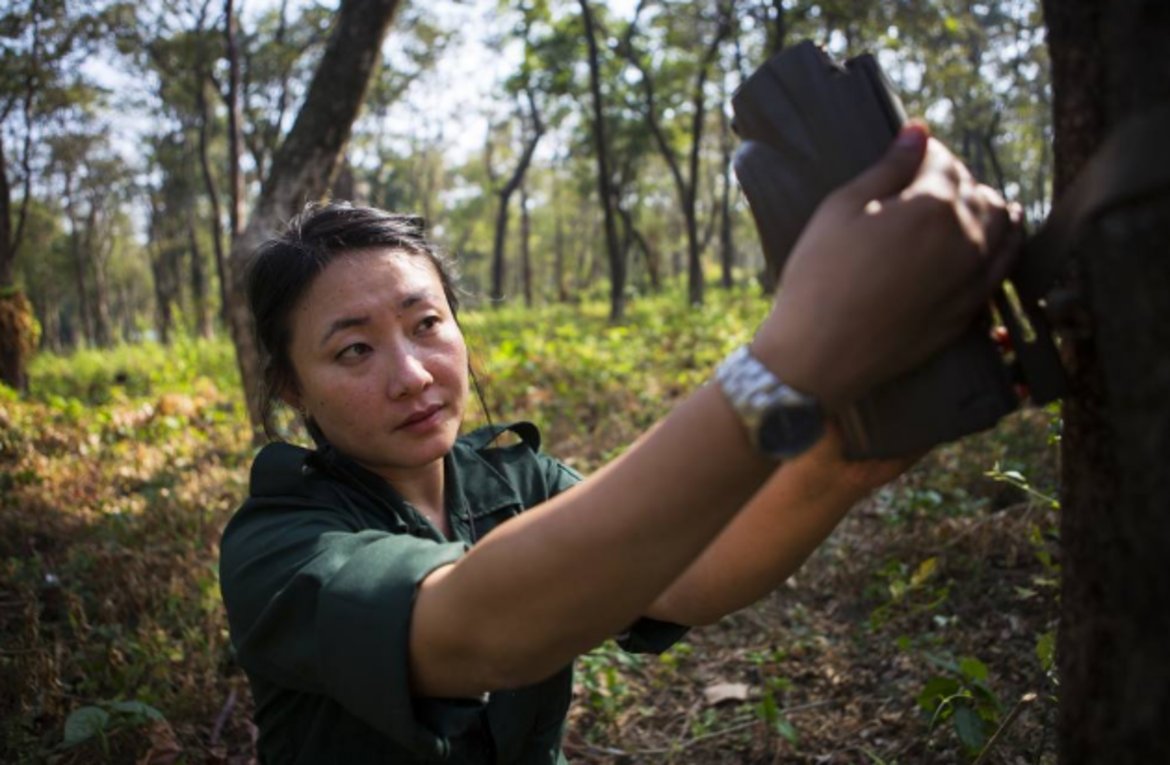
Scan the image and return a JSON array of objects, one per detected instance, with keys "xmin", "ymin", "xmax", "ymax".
[{"xmin": 398, "ymin": 404, "xmax": 444, "ymax": 432}]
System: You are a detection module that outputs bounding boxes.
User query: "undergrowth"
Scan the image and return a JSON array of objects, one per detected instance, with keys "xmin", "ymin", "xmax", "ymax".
[{"xmin": 0, "ymin": 289, "xmax": 1059, "ymax": 763}]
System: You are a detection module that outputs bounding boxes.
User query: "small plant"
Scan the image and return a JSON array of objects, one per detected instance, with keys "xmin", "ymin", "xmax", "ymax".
[
  {"xmin": 917, "ymin": 653, "xmax": 1002, "ymax": 756},
  {"xmin": 755, "ymin": 675, "xmax": 798, "ymax": 745},
  {"xmin": 984, "ymin": 463, "xmax": 1059, "ymax": 510},
  {"xmin": 58, "ymin": 699, "xmax": 167, "ymax": 754},
  {"xmin": 868, "ymin": 555, "xmax": 952, "ymax": 630},
  {"xmin": 576, "ymin": 641, "xmax": 643, "ymax": 726}
]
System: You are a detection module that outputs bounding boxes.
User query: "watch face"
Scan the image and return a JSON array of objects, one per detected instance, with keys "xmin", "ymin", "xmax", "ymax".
[{"xmin": 759, "ymin": 401, "xmax": 824, "ymax": 457}]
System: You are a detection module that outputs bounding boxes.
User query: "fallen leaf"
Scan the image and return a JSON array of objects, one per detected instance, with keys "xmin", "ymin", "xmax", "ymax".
[{"xmin": 702, "ymin": 681, "xmax": 750, "ymax": 706}]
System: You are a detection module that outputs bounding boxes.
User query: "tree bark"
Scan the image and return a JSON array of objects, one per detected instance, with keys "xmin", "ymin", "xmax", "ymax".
[
  {"xmin": 1043, "ymin": 1, "xmax": 1170, "ymax": 762},
  {"xmin": 579, "ymin": 0, "xmax": 626, "ymax": 322},
  {"xmin": 196, "ymin": 75, "xmax": 230, "ymax": 325},
  {"xmin": 0, "ymin": 134, "xmax": 13, "ymax": 289},
  {"xmin": 490, "ymin": 90, "xmax": 543, "ymax": 306},
  {"xmin": 188, "ymin": 211, "xmax": 213, "ymax": 338},
  {"xmin": 718, "ymin": 73, "xmax": 735, "ymax": 289},
  {"xmin": 520, "ymin": 182, "xmax": 532, "ymax": 308},
  {"xmin": 225, "ymin": 0, "xmax": 246, "ymax": 243},
  {"xmin": 225, "ymin": 0, "xmax": 402, "ymax": 439}
]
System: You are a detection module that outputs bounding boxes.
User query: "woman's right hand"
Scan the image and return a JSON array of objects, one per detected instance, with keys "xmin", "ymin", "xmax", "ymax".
[{"xmin": 751, "ymin": 121, "xmax": 1023, "ymax": 407}]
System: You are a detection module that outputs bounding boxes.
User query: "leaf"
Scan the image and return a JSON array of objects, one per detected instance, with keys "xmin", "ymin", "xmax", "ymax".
[
  {"xmin": 63, "ymin": 706, "xmax": 110, "ymax": 747},
  {"xmin": 953, "ymin": 703, "xmax": 987, "ymax": 752},
  {"xmin": 702, "ymin": 683, "xmax": 748, "ymax": 706},
  {"xmin": 958, "ymin": 656, "xmax": 989, "ymax": 683},
  {"xmin": 917, "ymin": 676, "xmax": 960, "ymax": 714},
  {"xmin": 1036, "ymin": 630, "xmax": 1056, "ymax": 672},
  {"xmin": 910, "ymin": 557, "xmax": 938, "ymax": 588},
  {"xmin": 110, "ymin": 699, "xmax": 165, "ymax": 722},
  {"xmin": 774, "ymin": 713, "xmax": 799, "ymax": 744}
]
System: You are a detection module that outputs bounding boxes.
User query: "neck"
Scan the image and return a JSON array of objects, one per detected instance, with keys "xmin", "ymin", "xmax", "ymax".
[{"xmin": 377, "ymin": 458, "xmax": 448, "ymax": 535}]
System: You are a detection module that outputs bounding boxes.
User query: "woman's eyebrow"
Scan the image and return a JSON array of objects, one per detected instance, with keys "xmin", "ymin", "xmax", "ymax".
[
  {"xmin": 317, "ymin": 291, "xmax": 436, "ymax": 347},
  {"xmin": 320, "ymin": 316, "xmax": 369, "ymax": 347},
  {"xmin": 399, "ymin": 290, "xmax": 435, "ymax": 310}
]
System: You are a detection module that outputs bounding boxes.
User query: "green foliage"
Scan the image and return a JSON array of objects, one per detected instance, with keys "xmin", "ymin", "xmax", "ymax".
[
  {"xmin": 1, "ymin": 289, "xmax": 1061, "ymax": 762},
  {"xmin": 461, "ymin": 286, "xmax": 767, "ymax": 468},
  {"xmin": 577, "ymin": 640, "xmax": 644, "ymax": 726},
  {"xmin": 60, "ymin": 700, "xmax": 165, "ymax": 750},
  {"xmin": 28, "ymin": 336, "xmax": 241, "ymax": 406},
  {"xmin": 916, "ymin": 653, "xmax": 1003, "ymax": 756}
]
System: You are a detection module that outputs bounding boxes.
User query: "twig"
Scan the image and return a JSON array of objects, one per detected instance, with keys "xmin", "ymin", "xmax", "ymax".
[
  {"xmin": 971, "ymin": 691, "xmax": 1038, "ymax": 765},
  {"xmin": 209, "ymin": 688, "xmax": 237, "ymax": 746}
]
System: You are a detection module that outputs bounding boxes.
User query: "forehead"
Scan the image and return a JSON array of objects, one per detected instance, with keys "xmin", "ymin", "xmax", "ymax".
[{"xmin": 302, "ymin": 248, "xmax": 442, "ymax": 309}]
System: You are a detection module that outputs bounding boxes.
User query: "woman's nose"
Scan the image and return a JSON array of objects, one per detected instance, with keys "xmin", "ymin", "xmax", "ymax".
[{"xmin": 388, "ymin": 346, "xmax": 433, "ymax": 399}]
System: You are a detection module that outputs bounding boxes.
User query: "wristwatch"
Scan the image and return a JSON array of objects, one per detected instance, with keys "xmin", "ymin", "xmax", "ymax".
[{"xmin": 715, "ymin": 345, "xmax": 825, "ymax": 459}]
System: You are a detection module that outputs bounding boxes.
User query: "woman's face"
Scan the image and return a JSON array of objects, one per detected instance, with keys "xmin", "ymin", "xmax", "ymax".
[{"xmin": 285, "ymin": 248, "xmax": 469, "ymax": 482}]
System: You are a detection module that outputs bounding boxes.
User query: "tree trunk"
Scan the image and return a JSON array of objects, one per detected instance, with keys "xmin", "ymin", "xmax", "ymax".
[
  {"xmin": 490, "ymin": 97, "xmax": 543, "ymax": 307},
  {"xmin": 86, "ymin": 204, "xmax": 113, "ymax": 348},
  {"xmin": 65, "ymin": 186, "xmax": 95, "ymax": 346},
  {"xmin": 225, "ymin": 0, "xmax": 246, "ymax": 243},
  {"xmin": 624, "ymin": 10, "xmax": 730, "ymax": 307},
  {"xmin": 196, "ymin": 75, "xmax": 230, "ymax": 325},
  {"xmin": 718, "ymin": 75, "xmax": 735, "ymax": 289},
  {"xmin": 188, "ymin": 211, "xmax": 213, "ymax": 338},
  {"xmin": 225, "ymin": 0, "xmax": 402, "ymax": 439},
  {"xmin": 520, "ymin": 182, "xmax": 532, "ymax": 308},
  {"xmin": 0, "ymin": 134, "xmax": 13, "ymax": 290},
  {"xmin": 579, "ymin": 0, "xmax": 626, "ymax": 322},
  {"xmin": 1042, "ymin": 1, "xmax": 1170, "ymax": 762}
]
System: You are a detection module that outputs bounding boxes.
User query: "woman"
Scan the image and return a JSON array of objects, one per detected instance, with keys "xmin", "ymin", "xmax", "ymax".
[{"xmin": 220, "ymin": 123, "xmax": 1021, "ymax": 763}]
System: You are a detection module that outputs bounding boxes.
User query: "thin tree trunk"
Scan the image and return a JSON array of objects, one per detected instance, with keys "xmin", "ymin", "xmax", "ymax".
[
  {"xmin": 86, "ymin": 203, "xmax": 113, "ymax": 347},
  {"xmin": 718, "ymin": 69, "xmax": 735, "ymax": 289},
  {"xmin": 188, "ymin": 210, "xmax": 213, "ymax": 338},
  {"xmin": 225, "ymin": 0, "xmax": 246, "ymax": 243},
  {"xmin": 579, "ymin": 0, "xmax": 626, "ymax": 322},
  {"xmin": 196, "ymin": 76, "xmax": 230, "ymax": 324},
  {"xmin": 520, "ymin": 182, "xmax": 532, "ymax": 308},
  {"xmin": 623, "ymin": 9, "xmax": 730, "ymax": 307},
  {"xmin": 1042, "ymin": 1, "xmax": 1170, "ymax": 762},
  {"xmin": 225, "ymin": 0, "xmax": 402, "ymax": 439},
  {"xmin": 0, "ymin": 134, "xmax": 13, "ymax": 289},
  {"xmin": 65, "ymin": 181, "xmax": 95, "ymax": 346}
]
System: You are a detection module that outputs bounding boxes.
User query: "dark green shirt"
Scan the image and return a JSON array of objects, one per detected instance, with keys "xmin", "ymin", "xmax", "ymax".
[{"xmin": 220, "ymin": 423, "xmax": 686, "ymax": 764}]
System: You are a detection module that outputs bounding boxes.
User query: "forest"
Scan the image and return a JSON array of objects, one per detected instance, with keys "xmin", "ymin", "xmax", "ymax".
[{"xmin": 1, "ymin": 0, "xmax": 1167, "ymax": 763}]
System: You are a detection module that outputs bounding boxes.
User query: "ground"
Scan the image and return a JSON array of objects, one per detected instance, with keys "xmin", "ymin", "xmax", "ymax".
[{"xmin": 0, "ymin": 325, "xmax": 1060, "ymax": 764}]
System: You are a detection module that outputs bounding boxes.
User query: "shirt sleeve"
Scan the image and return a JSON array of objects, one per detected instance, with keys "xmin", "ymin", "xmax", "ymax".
[
  {"xmin": 219, "ymin": 499, "xmax": 474, "ymax": 759},
  {"xmin": 537, "ymin": 452, "xmax": 690, "ymax": 655}
]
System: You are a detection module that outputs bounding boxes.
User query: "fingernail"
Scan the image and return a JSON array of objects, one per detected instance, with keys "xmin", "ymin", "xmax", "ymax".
[{"xmin": 895, "ymin": 125, "xmax": 926, "ymax": 151}]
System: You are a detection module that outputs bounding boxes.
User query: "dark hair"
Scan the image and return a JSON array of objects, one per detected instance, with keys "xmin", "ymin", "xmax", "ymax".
[{"xmin": 247, "ymin": 201, "xmax": 464, "ymax": 440}]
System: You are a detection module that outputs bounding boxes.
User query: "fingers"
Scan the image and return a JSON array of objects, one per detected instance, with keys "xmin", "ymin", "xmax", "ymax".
[{"xmin": 833, "ymin": 121, "xmax": 930, "ymax": 209}]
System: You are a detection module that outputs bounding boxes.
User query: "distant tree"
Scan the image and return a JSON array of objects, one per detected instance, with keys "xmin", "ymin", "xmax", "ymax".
[
  {"xmin": 1041, "ymin": 1, "xmax": 1170, "ymax": 762},
  {"xmin": 619, "ymin": 0, "xmax": 733, "ymax": 307},
  {"xmin": 577, "ymin": 0, "xmax": 626, "ymax": 320},
  {"xmin": 225, "ymin": 0, "xmax": 403, "ymax": 438},
  {"xmin": 0, "ymin": 0, "xmax": 113, "ymax": 387}
]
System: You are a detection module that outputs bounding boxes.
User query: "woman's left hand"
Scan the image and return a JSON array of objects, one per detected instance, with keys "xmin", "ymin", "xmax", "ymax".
[{"xmin": 783, "ymin": 422, "xmax": 921, "ymax": 501}]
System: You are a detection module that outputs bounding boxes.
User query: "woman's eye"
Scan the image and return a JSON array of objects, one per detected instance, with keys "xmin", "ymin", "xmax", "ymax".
[
  {"xmin": 336, "ymin": 343, "xmax": 372, "ymax": 361},
  {"xmin": 418, "ymin": 315, "xmax": 441, "ymax": 333}
]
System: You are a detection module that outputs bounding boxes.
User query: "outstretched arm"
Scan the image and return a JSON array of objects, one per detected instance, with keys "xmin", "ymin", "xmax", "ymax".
[
  {"xmin": 409, "ymin": 124, "xmax": 1020, "ymax": 699},
  {"xmin": 645, "ymin": 424, "xmax": 915, "ymax": 626}
]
